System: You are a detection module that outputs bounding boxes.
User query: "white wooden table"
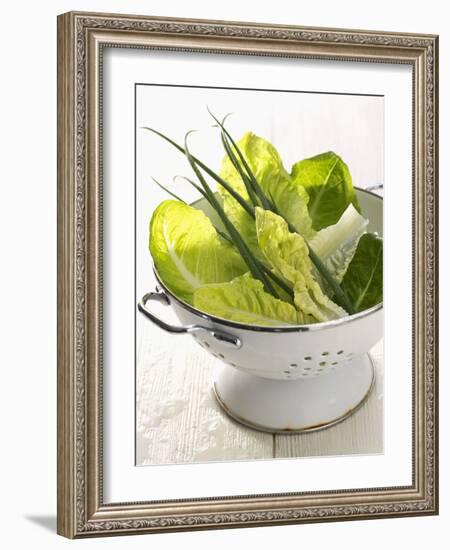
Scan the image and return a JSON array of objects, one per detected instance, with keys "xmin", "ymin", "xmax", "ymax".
[{"xmin": 136, "ymin": 321, "xmax": 383, "ymax": 465}]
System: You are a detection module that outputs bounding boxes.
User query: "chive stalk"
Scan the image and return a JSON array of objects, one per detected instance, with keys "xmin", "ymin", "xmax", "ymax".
[
  {"xmin": 213, "ymin": 224, "xmax": 294, "ymax": 301},
  {"xmin": 183, "ymin": 133, "xmax": 279, "ymax": 298},
  {"xmin": 172, "ymin": 175, "xmax": 210, "ymax": 202},
  {"xmin": 220, "ymin": 132, "xmax": 260, "ymax": 208},
  {"xmin": 207, "ymin": 109, "xmax": 272, "ymax": 210},
  {"xmin": 143, "ymin": 127, "xmax": 255, "ymax": 220},
  {"xmin": 151, "ymin": 177, "xmax": 186, "ymax": 204}
]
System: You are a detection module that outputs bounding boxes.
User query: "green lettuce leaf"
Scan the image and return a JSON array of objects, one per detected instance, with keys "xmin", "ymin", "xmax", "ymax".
[
  {"xmin": 218, "ymin": 132, "xmax": 314, "ymax": 257},
  {"xmin": 255, "ymin": 208, "xmax": 347, "ymax": 322},
  {"xmin": 341, "ymin": 233, "xmax": 383, "ymax": 312},
  {"xmin": 309, "ymin": 204, "xmax": 368, "ymax": 284},
  {"xmin": 291, "ymin": 151, "xmax": 360, "ymax": 231},
  {"xmin": 193, "ymin": 273, "xmax": 308, "ymax": 326},
  {"xmin": 150, "ymin": 200, "xmax": 246, "ymax": 304}
]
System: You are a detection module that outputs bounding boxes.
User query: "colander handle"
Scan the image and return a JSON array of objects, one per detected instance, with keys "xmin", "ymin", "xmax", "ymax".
[
  {"xmin": 365, "ymin": 183, "xmax": 383, "ymax": 194},
  {"xmin": 138, "ymin": 291, "xmax": 242, "ymax": 349}
]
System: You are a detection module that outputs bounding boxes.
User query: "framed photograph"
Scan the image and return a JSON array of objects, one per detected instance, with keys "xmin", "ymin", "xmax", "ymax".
[{"xmin": 57, "ymin": 11, "xmax": 439, "ymax": 538}]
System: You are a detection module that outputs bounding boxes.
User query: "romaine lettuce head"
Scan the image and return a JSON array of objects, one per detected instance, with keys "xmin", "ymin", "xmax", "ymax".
[
  {"xmin": 291, "ymin": 151, "xmax": 360, "ymax": 231},
  {"xmin": 218, "ymin": 132, "xmax": 314, "ymax": 258},
  {"xmin": 193, "ymin": 273, "xmax": 308, "ymax": 326},
  {"xmin": 149, "ymin": 200, "xmax": 246, "ymax": 304},
  {"xmin": 255, "ymin": 208, "xmax": 347, "ymax": 323}
]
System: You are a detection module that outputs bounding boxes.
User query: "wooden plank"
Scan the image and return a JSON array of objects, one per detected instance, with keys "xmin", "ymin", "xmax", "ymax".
[
  {"xmin": 274, "ymin": 341, "xmax": 384, "ymax": 458},
  {"xmin": 136, "ymin": 321, "xmax": 273, "ymax": 465}
]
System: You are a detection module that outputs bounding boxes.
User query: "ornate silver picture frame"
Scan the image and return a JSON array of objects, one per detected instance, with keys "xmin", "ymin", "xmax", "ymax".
[{"xmin": 57, "ymin": 11, "xmax": 438, "ymax": 538}]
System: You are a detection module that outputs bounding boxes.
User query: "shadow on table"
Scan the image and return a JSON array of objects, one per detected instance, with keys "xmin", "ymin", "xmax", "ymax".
[{"xmin": 25, "ymin": 515, "xmax": 56, "ymax": 533}]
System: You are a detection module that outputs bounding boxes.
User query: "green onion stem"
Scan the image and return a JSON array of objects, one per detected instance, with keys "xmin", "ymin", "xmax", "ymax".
[
  {"xmin": 212, "ymin": 225, "xmax": 294, "ymax": 301},
  {"xmin": 208, "ymin": 109, "xmax": 272, "ymax": 210},
  {"xmin": 172, "ymin": 175, "xmax": 210, "ymax": 202},
  {"xmin": 213, "ymin": 227, "xmax": 233, "ymax": 244},
  {"xmin": 151, "ymin": 177, "xmax": 186, "ymax": 204},
  {"xmin": 183, "ymin": 133, "xmax": 279, "ymax": 298},
  {"xmin": 143, "ymin": 127, "xmax": 255, "ymax": 220},
  {"xmin": 258, "ymin": 264, "xmax": 294, "ymax": 300},
  {"xmin": 220, "ymin": 132, "xmax": 260, "ymax": 208}
]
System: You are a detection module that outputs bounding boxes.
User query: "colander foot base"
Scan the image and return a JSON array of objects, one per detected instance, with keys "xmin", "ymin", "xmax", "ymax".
[{"xmin": 213, "ymin": 354, "xmax": 375, "ymax": 434}]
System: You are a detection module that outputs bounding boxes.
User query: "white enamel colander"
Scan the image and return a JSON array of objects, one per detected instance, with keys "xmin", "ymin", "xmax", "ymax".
[{"xmin": 138, "ymin": 187, "xmax": 383, "ymax": 433}]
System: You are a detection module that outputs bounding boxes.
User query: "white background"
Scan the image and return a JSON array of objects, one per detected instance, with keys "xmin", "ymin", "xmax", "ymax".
[{"xmin": 0, "ymin": 0, "xmax": 446, "ymax": 548}]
